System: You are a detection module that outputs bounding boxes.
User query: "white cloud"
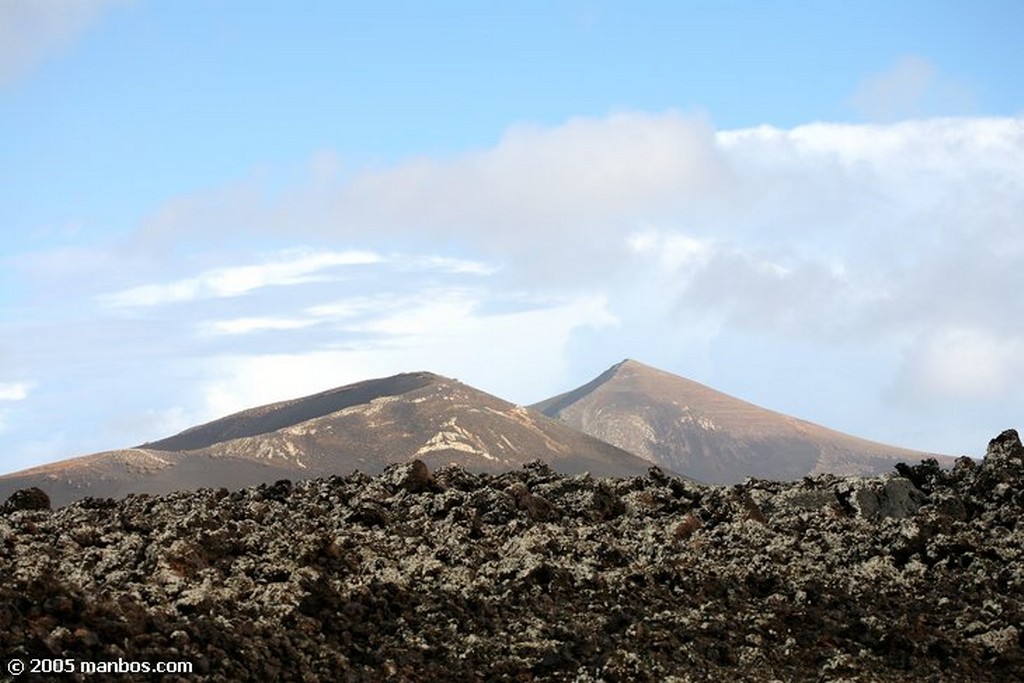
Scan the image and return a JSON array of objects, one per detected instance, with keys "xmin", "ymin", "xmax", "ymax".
[
  {"xmin": 847, "ymin": 55, "xmax": 976, "ymax": 121},
  {"xmin": 304, "ymin": 294, "xmax": 407, "ymax": 320},
  {"xmin": 99, "ymin": 248, "xmax": 382, "ymax": 308},
  {"xmin": 0, "ymin": 382, "xmax": 32, "ymax": 439},
  {"xmin": 0, "ymin": 382, "xmax": 31, "ymax": 401},
  {"xmin": 189, "ymin": 255, "xmax": 500, "ymax": 338},
  {"xmin": 900, "ymin": 328, "xmax": 1024, "ymax": 401},
  {"xmin": 136, "ymin": 114, "xmax": 1023, "ymax": 287},
  {"xmin": 344, "ymin": 295, "xmax": 475, "ymax": 337},
  {"xmin": 0, "ymin": 0, "xmax": 126, "ymax": 86},
  {"xmin": 199, "ymin": 317, "xmax": 318, "ymax": 337},
  {"xmin": 8, "ymin": 112, "xmax": 1024, "ymax": 461},
  {"xmin": 107, "ymin": 405, "xmax": 197, "ymax": 446},
  {"xmin": 627, "ymin": 230, "xmax": 714, "ymax": 270},
  {"xmin": 122, "ymin": 113, "xmax": 1024, "ymax": 399},
  {"xmin": 133, "ymin": 111, "xmax": 728, "ymax": 284},
  {"xmin": 199, "ymin": 291, "xmax": 617, "ymax": 417},
  {"xmin": 404, "ymin": 256, "xmax": 498, "ymax": 276}
]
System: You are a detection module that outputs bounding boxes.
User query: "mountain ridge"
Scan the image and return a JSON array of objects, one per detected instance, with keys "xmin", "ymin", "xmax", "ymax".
[
  {"xmin": 530, "ymin": 359, "xmax": 630, "ymax": 417},
  {"xmin": 1, "ymin": 359, "xmax": 953, "ymax": 504},
  {"xmin": 532, "ymin": 358, "xmax": 951, "ymax": 483},
  {"xmin": 142, "ymin": 371, "xmax": 441, "ymax": 451},
  {"xmin": 0, "ymin": 371, "xmax": 658, "ymax": 506}
]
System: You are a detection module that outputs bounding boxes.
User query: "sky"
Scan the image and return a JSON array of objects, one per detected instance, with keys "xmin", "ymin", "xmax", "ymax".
[{"xmin": 2, "ymin": 1, "xmax": 1023, "ymax": 473}]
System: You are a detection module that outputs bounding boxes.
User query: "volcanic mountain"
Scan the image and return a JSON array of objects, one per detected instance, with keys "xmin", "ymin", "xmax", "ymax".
[
  {"xmin": 532, "ymin": 359, "xmax": 951, "ymax": 484},
  {"xmin": 0, "ymin": 372, "xmax": 655, "ymax": 507}
]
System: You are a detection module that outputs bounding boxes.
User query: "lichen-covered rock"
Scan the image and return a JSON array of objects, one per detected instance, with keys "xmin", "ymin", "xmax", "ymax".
[
  {"xmin": 1, "ymin": 438, "xmax": 1023, "ymax": 681},
  {"xmin": 985, "ymin": 428, "xmax": 1024, "ymax": 466},
  {"xmin": 381, "ymin": 458, "xmax": 439, "ymax": 494}
]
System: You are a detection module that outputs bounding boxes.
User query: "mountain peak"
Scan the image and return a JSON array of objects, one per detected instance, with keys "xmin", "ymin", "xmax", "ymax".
[
  {"xmin": 0, "ymin": 370, "xmax": 657, "ymax": 506},
  {"xmin": 609, "ymin": 358, "xmax": 662, "ymax": 375},
  {"xmin": 145, "ymin": 371, "xmax": 448, "ymax": 452},
  {"xmin": 529, "ymin": 359, "xmax": 662, "ymax": 418},
  {"xmin": 608, "ymin": 358, "xmax": 635, "ymax": 373},
  {"xmin": 532, "ymin": 360, "xmax": 951, "ymax": 483}
]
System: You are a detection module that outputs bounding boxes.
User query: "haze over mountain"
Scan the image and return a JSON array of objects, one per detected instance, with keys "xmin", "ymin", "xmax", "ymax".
[
  {"xmin": 0, "ymin": 372, "xmax": 654, "ymax": 507},
  {"xmin": 532, "ymin": 359, "xmax": 951, "ymax": 484}
]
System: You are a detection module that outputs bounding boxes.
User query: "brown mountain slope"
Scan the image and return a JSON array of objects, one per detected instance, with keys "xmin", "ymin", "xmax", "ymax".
[
  {"xmin": 531, "ymin": 359, "xmax": 953, "ymax": 484},
  {"xmin": 0, "ymin": 372, "xmax": 656, "ymax": 507}
]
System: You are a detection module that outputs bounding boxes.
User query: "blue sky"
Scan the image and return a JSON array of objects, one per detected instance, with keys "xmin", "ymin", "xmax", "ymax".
[{"xmin": 2, "ymin": 1, "xmax": 1023, "ymax": 472}]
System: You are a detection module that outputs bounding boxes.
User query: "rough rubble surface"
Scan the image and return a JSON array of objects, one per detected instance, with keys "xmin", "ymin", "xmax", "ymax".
[{"xmin": 2, "ymin": 431, "xmax": 1023, "ymax": 682}]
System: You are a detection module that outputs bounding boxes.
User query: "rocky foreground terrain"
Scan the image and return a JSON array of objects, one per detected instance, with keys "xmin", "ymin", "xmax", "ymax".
[{"xmin": 2, "ymin": 431, "xmax": 1023, "ymax": 682}]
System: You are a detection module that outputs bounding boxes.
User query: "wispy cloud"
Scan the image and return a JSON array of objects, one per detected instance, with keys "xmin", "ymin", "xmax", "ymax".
[
  {"xmin": 847, "ymin": 55, "xmax": 976, "ymax": 121},
  {"xmin": 403, "ymin": 256, "xmax": 498, "ymax": 276},
  {"xmin": 0, "ymin": 383, "xmax": 31, "ymax": 435},
  {"xmin": 0, "ymin": 382, "xmax": 32, "ymax": 401},
  {"xmin": 304, "ymin": 295, "xmax": 402, "ymax": 320},
  {"xmin": 0, "ymin": 0, "xmax": 126, "ymax": 86},
  {"xmin": 199, "ymin": 317, "xmax": 318, "ymax": 337},
  {"xmin": 99, "ymin": 249, "xmax": 382, "ymax": 308},
  {"xmin": 198, "ymin": 291, "xmax": 617, "ymax": 417}
]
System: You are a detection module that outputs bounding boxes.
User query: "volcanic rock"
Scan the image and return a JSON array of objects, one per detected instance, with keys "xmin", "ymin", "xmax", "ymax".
[
  {"xmin": 1, "ymin": 432, "xmax": 1022, "ymax": 681},
  {"xmin": 1, "ymin": 486, "xmax": 50, "ymax": 512}
]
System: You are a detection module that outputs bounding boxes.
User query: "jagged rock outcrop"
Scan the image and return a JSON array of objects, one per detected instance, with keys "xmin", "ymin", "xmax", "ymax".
[{"xmin": 1, "ymin": 432, "xmax": 1022, "ymax": 681}]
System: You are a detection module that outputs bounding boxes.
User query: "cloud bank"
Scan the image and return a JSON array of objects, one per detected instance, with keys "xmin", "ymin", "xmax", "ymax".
[
  {"xmin": 5, "ymin": 112, "xmax": 1023, "ymax": 467},
  {"xmin": 134, "ymin": 113, "xmax": 1024, "ymax": 374}
]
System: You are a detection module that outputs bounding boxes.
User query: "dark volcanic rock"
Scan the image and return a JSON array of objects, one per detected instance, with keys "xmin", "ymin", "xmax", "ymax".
[
  {"xmin": 2, "ymin": 438, "xmax": 1023, "ymax": 681},
  {"xmin": 2, "ymin": 486, "xmax": 50, "ymax": 512},
  {"xmin": 985, "ymin": 428, "xmax": 1024, "ymax": 467}
]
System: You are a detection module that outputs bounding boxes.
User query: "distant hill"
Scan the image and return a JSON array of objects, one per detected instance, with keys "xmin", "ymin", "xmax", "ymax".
[
  {"xmin": 532, "ymin": 359, "xmax": 952, "ymax": 483},
  {"xmin": 0, "ymin": 372, "xmax": 655, "ymax": 506}
]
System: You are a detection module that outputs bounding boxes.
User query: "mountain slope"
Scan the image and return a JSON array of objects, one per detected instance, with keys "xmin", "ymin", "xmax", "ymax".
[
  {"xmin": 142, "ymin": 372, "xmax": 440, "ymax": 452},
  {"xmin": 0, "ymin": 372, "xmax": 655, "ymax": 506},
  {"xmin": 532, "ymin": 359, "xmax": 951, "ymax": 483}
]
